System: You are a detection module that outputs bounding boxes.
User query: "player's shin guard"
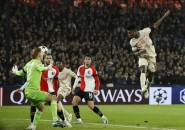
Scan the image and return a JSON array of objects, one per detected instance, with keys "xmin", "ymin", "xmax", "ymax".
[
  {"xmin": 51, "ymin": 100, "xmax": 58, "ymax": 121},
  {"xmin": 140, "ymin": 73, "xmax": 147, "ymax": 91},
  {"xmin": 73, "ymin": 106, "xmax": 80, "ymax": 119},
  {"xmin": 30, "ymin": 105, "xmax": 36, "ymax": 123},
  {"xmin": 92, "ymin": 106, "xmax": 103, "ymax": 117},
  {"xmin": 57, "ymin": 110, "xmax": 65, "ymax": 121},
  {"xmin": 58, "ymin": 101, "xmax": 69, "ymax": 118},
  {"xmin": 33, "ymin": 110, "xmax": 43, "ymax": 126}
]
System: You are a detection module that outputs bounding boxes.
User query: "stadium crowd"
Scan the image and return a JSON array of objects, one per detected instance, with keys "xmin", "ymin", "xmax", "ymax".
[{"xmin": 0, "ymin": 0, "xmax": 185, "ymax": 86}]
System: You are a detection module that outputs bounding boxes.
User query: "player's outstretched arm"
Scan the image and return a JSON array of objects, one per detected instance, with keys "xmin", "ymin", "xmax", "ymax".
[
  {"xmin": 36, "ymin": 62, "xmax": 53, "ymax": 72},
  {"xmin": 153, "ymin": 10, "xmax": 170, "ymax": 29},
  {"xmin": 12, "ymin": 65, "xmax": 26, "ymax": 76}
]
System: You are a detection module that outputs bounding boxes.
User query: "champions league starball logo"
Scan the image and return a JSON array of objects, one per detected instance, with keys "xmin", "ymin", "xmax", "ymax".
[
  {"xmin": 153, "ymin": 89, "xmax": 168, "ymax": 104},
  {"xmin": 180, "ymin": 89, "xmax": 185, "ymax": 104}
]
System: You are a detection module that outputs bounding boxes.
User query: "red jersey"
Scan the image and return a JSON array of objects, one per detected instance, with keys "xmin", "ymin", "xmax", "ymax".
[
  {"xmin": 40, "ymin": 65, "xmax": 59, "ymax": 95},
  {"xmin": 77, "ymin": 64, "xmax": 100, "ymax": 92}
]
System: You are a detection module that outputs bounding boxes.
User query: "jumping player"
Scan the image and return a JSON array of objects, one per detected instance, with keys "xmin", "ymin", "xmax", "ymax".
[{"xmin": 127, "ymin": 10, "xmax": 171, "ymax": 98}]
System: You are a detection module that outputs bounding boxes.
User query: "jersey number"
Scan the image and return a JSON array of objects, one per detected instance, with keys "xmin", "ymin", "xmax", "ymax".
[{"xmin": 89, "ymin": 93, "xmax": 93, "ymax": 99}]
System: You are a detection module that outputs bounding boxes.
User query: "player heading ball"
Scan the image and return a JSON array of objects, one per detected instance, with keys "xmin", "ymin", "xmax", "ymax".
[{"xmin": 127, "ymin": 10, "xmax": 170, "ymax": 99}]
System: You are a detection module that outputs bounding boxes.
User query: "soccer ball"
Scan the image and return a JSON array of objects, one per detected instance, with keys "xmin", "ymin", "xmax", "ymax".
[
  {"xmin": 153, "ymin": 89, "xmax": 168, "ymax": 104},
  {"xmin": 39, "ymin": 46, "xmax": 48, "ymax": 54}
]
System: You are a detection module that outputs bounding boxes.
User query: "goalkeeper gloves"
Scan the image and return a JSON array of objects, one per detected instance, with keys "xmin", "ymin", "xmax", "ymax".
[{"xmin": 12, "ymin": 65, "xmax": 18, "ymax": 74}]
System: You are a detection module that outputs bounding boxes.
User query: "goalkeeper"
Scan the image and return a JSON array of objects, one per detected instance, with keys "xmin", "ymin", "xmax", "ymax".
[{"xmin": 12, "ymin": 48, "xmax": 60, "ymax": 130}]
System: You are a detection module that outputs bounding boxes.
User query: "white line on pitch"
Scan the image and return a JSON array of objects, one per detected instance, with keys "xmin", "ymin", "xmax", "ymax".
[
  {"xmin": 86, "ymin": 122, "xmax": 176, "ymax": 130},
  {"xmin": 0, "ymin": 119, "xmax": 177, "ymax": 130}
]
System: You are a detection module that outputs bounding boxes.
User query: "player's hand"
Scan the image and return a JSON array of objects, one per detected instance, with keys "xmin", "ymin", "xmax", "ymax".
[
  {"xmin": 15, "ymin": 88, "xmax": 23, "ymax": 93},
  {"xmin": 12, "ymin": 65, "xmax": 18, "ymax": 74},
  {"xmin": 93, "ymin": 90, "xmax": 99, "ymax": 95}
]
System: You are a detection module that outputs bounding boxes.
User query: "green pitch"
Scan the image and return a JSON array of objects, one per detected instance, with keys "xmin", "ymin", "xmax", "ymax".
[{"xmin": 0, "ymin": 105, "xmax": 184, "ymax": 130}]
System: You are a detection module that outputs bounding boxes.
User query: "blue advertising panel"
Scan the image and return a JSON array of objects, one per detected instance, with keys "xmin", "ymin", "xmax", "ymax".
[
  {"xmin": 172, "ymin": 87, "xmax": 185, "ymax": 104},
  {"xmin": 1, "ymin": 85, "xmax": 148, "ymax": 105}
]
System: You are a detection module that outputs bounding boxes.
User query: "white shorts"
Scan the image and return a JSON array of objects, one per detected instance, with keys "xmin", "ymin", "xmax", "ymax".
[
  {"xmin": 57, "ymin": 87, "xmax": 71, "ymax": 99},
  {"xmin": 138, "ymin": 57, "xmax": 156, "ymax": 72}
]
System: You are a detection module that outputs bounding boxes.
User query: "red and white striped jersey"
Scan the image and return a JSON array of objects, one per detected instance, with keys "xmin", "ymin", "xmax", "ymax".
[
  {"xmin": 40, "ymin": 65, "xmax": 59, "ymax": 95},
  {"xmin": 75, "ymin": 64, "xmax": 100, "ymax": 92}
]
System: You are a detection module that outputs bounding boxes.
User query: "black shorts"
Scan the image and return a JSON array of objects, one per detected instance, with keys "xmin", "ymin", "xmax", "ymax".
[
  {"xmin": 75, "ymin": 88, "xmax": 94, "ymax": 102},
  {"xmin": 49, "ymin": 92, "xmax": 55, "ymax": 95}
]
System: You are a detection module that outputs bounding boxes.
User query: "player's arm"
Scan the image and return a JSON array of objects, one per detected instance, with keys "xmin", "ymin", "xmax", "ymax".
[
  {"xmin": 72, "ymin": 75, "xmax": 80, "ymax": 90},
  {"xmin": 69, "ymin": 69, "xmax": 77, "ymax": 78},
  {"xmin": 92, "ymin": 67, "xmax": 100, "ymax": 95},
  {"xmin": 94, "ymin": 75, "xmax": 100, "ymax": 91},
  {"xmin": 133, "ymin": 46, "xmax": 149, "ymax": 58},
  {"xmin": 153, "ymin": 10, "xmax": 170, "ymax": 29},
  {"xmin": 12, "ymin": 65, "xmax": 26, "ymax": 76},
  {"xmin": 53, "ymin": 66, "xmax": 59, "ymax": 80},
  {"xmin": 72, "ymin": 67, "xmax": 81, "ymax": 94},
  {"xmin": 134, "ymin": 49, "xmax": 147, "ymax": 56},
  {"xmin": 130, "ymin": 42, "xmax": 146, "ymax": 56},
  {"xmin": 53, "ymin": 66, "xmax": 59, "ymax": 94},
  {"xmin": 36, "ymin": 62, "xmax": 53, "ymax": 72},
  {"xmin": 72, "ymin": 76, "xmax": 80, "ymax": 94}
]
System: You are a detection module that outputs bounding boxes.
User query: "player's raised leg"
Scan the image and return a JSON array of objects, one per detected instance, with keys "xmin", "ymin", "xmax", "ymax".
[
  {"xmin": 146, "ymin": 59, "xmax": 156, "ymax": 90},
  {"xmin": 146, "ymin": 71, "xmax": 153, "ymax": 90},
  {"xmin": 140, "ymin": 66, "xmax": 147, "ymax": 91},
  {"xmin": 138, "ymin": 58, "xmax": 149, "ymax": 98},
  {"xmin": 27, "ymin": 91, "xmax": 61, "ymax": 129}
]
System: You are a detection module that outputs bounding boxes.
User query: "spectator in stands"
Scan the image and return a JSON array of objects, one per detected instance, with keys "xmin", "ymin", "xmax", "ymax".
[{"xmin": 0, "ymin": 0, "xmax": 185, "ymax": 86}]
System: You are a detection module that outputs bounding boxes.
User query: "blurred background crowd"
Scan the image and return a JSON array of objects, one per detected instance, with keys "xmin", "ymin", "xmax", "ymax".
[{"xmin": 0, "ymin": 0, "xmax": 185, "ymax": 86}]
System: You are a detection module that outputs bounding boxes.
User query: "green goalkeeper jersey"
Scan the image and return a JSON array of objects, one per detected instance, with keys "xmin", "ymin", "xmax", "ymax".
[{"xmin": 16, "ymin": 59, "xmax": 46, "ymax": 90}]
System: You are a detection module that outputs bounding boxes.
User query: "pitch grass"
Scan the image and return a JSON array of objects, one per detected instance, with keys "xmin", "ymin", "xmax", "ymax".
[{"xmin": 0, "ymin": 105, "xmax": 184, "ymax": 130}]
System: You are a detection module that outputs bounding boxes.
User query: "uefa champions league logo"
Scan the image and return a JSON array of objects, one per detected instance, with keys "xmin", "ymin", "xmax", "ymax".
[
  {"xmin": 153, "ymin": 89, "xmax": 168, "ymax": 104},
  {"xmin": 180, "ymin": 89, "xmax": 185, "ymax": 104}
]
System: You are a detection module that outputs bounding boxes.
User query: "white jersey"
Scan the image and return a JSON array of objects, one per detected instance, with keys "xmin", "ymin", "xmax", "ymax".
[
  {"xmin": 58, "ymin": 67, "xmax": 76, "ymax": 89},
  {"xmin": 130, "ymin": 27, "xmax": 156, "ymax": 58}
]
